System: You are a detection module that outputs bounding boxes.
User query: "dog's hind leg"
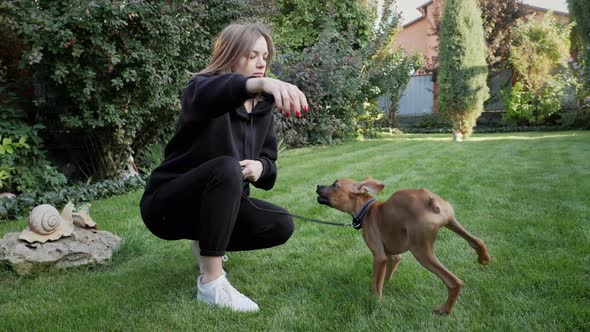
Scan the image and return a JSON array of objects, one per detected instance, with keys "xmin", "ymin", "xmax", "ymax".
[
  {"xmin": 385, "ymin": 254, "xmax": 402, "ymax": 282},
  {"xmin": 411, "ymin": 246, "xmax": 463, "ymax": 315},
  {"xmin": 446, "ymin": 216, "xmax": 491, "ymax": 265}
]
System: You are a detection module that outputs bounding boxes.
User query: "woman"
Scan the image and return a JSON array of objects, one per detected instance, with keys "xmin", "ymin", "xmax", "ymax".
[{"xmin": 139, "ymin": 23, "xmax": 308, "ymax": 312}]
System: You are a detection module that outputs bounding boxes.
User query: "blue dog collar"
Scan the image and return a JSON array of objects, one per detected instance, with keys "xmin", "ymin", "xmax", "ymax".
[{"xmin": 352, "ymin": 198, "xmax": 377, "ymax": 230}]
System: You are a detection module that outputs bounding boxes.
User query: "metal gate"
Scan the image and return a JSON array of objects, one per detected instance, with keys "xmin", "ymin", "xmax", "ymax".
[{"xmin": 397, "ymin": 74, "xmax": 434, "ymax": 116}]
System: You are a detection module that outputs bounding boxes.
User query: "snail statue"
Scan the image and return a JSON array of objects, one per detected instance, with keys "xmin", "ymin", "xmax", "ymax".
[
  {"xmin": 72, "ymin": 203, "xmax": 97, "ymax": 229},
  {"xmin": 19, "ymin": 202, "xmax": 76, "ymax": 243}
]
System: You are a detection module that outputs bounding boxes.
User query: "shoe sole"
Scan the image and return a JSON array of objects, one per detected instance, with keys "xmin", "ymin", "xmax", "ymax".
[{"xmin": 196, "ymin": 293, "xmax": 259, "ymax": 312}]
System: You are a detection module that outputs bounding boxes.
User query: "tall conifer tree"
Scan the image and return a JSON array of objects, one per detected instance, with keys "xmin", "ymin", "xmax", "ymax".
[
  {"xmin": 568, "ymin": 0, "xmax": 590, "ymax": 84},
  {"xmin": 438, "ymin": 0, "xmax": 489, "ymax": 138}
]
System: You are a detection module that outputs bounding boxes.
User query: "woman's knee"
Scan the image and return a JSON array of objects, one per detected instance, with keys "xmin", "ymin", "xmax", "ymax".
[
  {"xmin": 208, "ymin": 156, "xmax": 242, "ymax": 189},
  {"xmin": 273, "ymin": 215, "xmax": 294, "ymax": 245}
]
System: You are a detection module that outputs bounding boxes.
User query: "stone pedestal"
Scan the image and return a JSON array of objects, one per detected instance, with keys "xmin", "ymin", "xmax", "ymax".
[{"xmin": 0, "ymin": 226, "xmax": 122, "ymax": 275}]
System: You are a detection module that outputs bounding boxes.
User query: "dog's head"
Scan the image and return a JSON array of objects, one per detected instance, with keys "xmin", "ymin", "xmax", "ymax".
[{"xmin": 316, "ymin": 177, "xmax": 384, "ymax": 214}]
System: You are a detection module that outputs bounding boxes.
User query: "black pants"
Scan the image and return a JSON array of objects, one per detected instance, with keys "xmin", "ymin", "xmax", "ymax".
[{"xmin": 139, "ymin": 156, "xmax": 294, "ymax": 256}]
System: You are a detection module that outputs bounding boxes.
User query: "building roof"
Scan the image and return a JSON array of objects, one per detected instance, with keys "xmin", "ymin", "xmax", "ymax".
[
  {"xmin": 402, "ymin": 0, "xmax": 433, "ymax": 28},
  {"xmin": 401, "ymin": 1, "xmax": 569, "ymax": 28},
  {"xmin": 522, "ymin": 4, "xmax": 569, "ymax": 17}
]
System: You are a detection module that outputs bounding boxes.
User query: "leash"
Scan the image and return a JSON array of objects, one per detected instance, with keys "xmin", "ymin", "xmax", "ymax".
[
  {"xmin": 240, "ymin": 192, "xmax": 378, "ymax": 229},
  {"xmin": 240, "ymin": 192, "xmax": 354, "ymax": 228},
  {"xmin": 238, "ymin": 168, "xmax": 377, "ymax": 228}
]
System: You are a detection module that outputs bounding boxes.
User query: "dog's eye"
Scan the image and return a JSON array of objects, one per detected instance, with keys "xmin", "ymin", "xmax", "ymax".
[{"xmin": 331, "ymin": 181, "xmax": 338, "ymax": 188}]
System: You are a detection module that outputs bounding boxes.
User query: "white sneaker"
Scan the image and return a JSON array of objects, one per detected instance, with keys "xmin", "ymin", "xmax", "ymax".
[{"xmin": 197, "ymin": 274, "xmax": 259, "ymax": 312}]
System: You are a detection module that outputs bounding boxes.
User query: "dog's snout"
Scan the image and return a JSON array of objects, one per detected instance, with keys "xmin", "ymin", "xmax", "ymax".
[{"xmin": 316, "ymin": 186, "xmax": 331, "ymax": 206}]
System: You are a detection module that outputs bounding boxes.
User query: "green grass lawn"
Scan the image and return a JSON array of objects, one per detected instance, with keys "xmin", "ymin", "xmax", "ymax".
[{"xmin": 1, "ymin": 131, "xmax": 589, "ymax": 331}]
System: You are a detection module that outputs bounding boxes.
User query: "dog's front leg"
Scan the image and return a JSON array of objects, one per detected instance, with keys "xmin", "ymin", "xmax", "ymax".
[
  {"xmin": 385, "ymin": 254, "xmax": 402, "ymax": 282},
  {"xmin": 372, "ymin": 256, "xmax": 388, "ymax": 299},
  {"xmin": 364, "ymin": 228, "xmax": 388, "ymax": 298}
]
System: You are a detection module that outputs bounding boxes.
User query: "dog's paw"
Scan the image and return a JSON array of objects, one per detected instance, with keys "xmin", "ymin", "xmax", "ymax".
[
  {"xmin": 478, "ymin": 256, "xmax": 491, "ymax": 265},
  {"xmin": 478, "ymin": 252, "xmax": 492, "ymax": 265},
  {"xmin": 432, "ymin": 305, "xmax": 451, "ymax": 315}
]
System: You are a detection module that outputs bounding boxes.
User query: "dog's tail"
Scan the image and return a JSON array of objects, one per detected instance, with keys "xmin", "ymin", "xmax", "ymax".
[{"xmin": 428, "ymin": 196, "xmax": 441, "ymax": 213}]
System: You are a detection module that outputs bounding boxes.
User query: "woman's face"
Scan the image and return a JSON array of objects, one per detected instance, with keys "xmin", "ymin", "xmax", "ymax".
[{"xmin": 231, "ymin": 36, "xmax": 268, "ymax": 78}]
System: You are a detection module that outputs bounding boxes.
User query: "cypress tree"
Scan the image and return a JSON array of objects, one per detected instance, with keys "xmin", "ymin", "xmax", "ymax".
[
  {"xmin": 438, "ymin": 0, "xmax": 489, "ymax": 139},
  {"xmin": 568, "ymin": 0, "xmax": 590, "ymax": 84}
]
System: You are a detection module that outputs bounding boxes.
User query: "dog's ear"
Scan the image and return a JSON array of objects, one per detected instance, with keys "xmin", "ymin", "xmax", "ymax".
[
  {"xmin": 355, "ymin": 177, "xmax": 384, "ymax": 194},
  {"xmin": 352, "ymin": 183, "xmax": 368, "ymax": 195}
]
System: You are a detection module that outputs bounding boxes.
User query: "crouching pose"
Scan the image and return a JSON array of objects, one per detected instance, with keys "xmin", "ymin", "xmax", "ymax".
[{"xmin": 140, "ymin": 23, "xmax": 308, "ymax": 312}]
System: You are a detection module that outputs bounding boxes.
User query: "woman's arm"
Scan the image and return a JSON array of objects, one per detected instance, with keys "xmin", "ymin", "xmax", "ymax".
[
  {"xmin": 181, "ymin": 73, "xmax": 255, "ymax": 121},
  {"xmin": 246, "ymin": 115, "xmax": 278, "ymax": 191},
  {"xmin": 252, "ymin": 134, "xmax": 277, "ymax": 191},
  {"xmin": 246, "ymin": 77, "xmax": 308, "ymax": 117},
  {"xmin": 181, "ymin": 75, "xmax": 308, "ymax": 121}
]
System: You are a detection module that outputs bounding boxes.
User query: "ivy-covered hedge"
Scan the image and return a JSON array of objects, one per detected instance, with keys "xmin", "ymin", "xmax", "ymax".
[
  {"xmin": 0, "ymin": 175, "xmax": 146, "ymax": 222},
  {"xmin": 387, "ymin": 125, "xmax": 573, "ymax": 134}
]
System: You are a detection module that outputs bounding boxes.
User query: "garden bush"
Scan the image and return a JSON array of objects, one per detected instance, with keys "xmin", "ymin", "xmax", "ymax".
[
  {"xmin": 502, "ymin": 80, "xmax": 567, "ymax": 126},
  {"xmin": 506, "ymin": 13, "xmax": 572, "ymax": 126},
  {"xmin": 272, "ymin": 27, "xmax": 364, "ymax": 147},
  {"xmin": 0, "ymin": 61, "xmax": 66, "ymax": 194},
  {"xmin": 568, "ymin": 0, "xmax": 590, "ymax": 84},
  {"xmin": 568, "ymin": 0, "xmax": 590, "ymax": 130},
  {"xmin": 388, "ymin": 125, "xmax": 567, "ymax": 134},
  {"xmin": 0, "ymin": 0, "xmax": 247, "ymax": 181},
  {"xmin": 271, "ymin": 1, "xmax": 420, "ymax": 147},
  {"xmin": 271, "ymin": 0, "xmax": 373, "ymax": 53}
]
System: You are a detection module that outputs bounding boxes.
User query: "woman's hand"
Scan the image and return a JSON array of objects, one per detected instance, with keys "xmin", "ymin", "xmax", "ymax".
[
  {"xmin": 239, "ymin": 159, "xmax": 263, "ymax": 182},
  {"xmin": 246, "ymin": 77, "xmax": 308, "ymax": 117}
]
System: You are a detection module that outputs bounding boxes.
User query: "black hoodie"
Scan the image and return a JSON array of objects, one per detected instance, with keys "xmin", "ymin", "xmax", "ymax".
[{"xmin": 144, "ymin": 73, "xmax": 278, "ymax": 197}]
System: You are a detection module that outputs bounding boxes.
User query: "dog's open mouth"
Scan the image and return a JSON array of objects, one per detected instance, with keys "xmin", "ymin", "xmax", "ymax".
[{"xmin": 317, "ymin": 195, "xmax": 331, "ymax": 206}]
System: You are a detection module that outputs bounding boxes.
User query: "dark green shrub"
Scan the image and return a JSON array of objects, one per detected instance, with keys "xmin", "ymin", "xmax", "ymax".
[
  {"xmin": 0, "ymin": 60, "xmax": 66, "ymax": 193},
  {"xmin": 135, "ymin": 141, "xmax": 165, "ymax": 174},
  {"xmin": 560, "ymin": 108, "xmax": 590, "ymax": 129},
  {"xmin": 395, "ymin": 125, "xmax": 566, "ymax": 134},
  {"xmin": 414, "ymin": 114, "xmax": 453, "ymax": 129},
  {"xmin": 272, "ymin": 26, "xmax": 364, "ymax": 147},
  {"xmin": 1, "ymin": 0, "xmax": 246, "ymax": 180},
  {"xmin": 559, "ymin": 60, "xmax": 590, "ymax": 129},
  {"xmin": 565, "ymin": 0, "xmax": 590, "ymax": 129}
]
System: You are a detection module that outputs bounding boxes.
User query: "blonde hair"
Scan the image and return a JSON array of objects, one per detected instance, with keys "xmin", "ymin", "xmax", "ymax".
[{"xmin": 199, "ymin": 23, "xmax": 275, "ymax": 76}]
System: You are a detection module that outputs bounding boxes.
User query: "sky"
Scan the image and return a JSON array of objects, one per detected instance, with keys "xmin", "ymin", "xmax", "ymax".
[{"xmin": 396, "ymin": 0, "xmax": 569, "ymax": 25}]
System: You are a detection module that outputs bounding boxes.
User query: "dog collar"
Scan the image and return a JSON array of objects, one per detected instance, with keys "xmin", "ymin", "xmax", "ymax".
[{"xmin": 352, "ymin": 198, "xmax": 377, "ymax": 230}]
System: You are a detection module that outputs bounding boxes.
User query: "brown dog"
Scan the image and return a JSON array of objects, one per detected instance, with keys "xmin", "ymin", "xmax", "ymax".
[{"xmin": 316, "ymin": 177, "xmax": 491, "ymax": 314}]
